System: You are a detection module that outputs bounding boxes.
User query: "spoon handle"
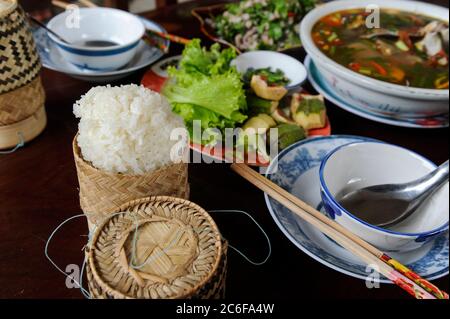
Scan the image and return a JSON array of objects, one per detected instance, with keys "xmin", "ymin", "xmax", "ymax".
[
  {"xmin": 27, "ymin": 14, "xmax": 70, "ymax": 45},
  {"xmin": 408, "ymin": 160, "xmax": 449, "ymax": 201}
]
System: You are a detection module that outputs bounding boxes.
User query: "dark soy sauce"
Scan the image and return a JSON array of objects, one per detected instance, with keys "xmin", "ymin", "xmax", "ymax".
[
  {"xmin": 338, "ymin": 192, "xmax": 410, "ymax": 226},
  {"xmin": 75, "ymin": 40, "xmax": 119, "ymax": 47}
]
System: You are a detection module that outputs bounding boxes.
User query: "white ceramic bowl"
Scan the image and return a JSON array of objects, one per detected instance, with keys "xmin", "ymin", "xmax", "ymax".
[
  {"xmin": 231, "ymin": 51, "xmax": 307, "ymax": 91},
  {"xmin": 300, "ymin": 0, "xmax": 449, "ymax": 118},
  {"xmin": 320, "ymin": 142, "xmax": 449, "ymax": 252},
  {"xmin": 47, "ymin": 8, "xmax": 145, "ymax": 71}
]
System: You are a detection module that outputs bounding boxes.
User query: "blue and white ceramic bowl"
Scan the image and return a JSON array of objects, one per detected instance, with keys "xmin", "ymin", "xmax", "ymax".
[
  {"xmin": 33, "ymin": 17, "xmax": 167, "ymax": 82},
  {"xmin": 265, "ymin": 136, "xmax": 449, "ymax": 282},
  {"xmin": 320, "ymin": 142, "xmax": 449, "ymax": 252},
  {"xmin": 47, "ymin": 8, "xmax": 145, "ymax": 71}
]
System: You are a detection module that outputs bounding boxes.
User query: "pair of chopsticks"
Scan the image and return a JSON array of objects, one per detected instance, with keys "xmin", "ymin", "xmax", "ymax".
[
  {"xmin": 231, "ymin": 164, "xmax": 449, "ymax": 300},
  {"xmin": 51, "ymin": 0, "xmax": 191, "ymax": 47}
]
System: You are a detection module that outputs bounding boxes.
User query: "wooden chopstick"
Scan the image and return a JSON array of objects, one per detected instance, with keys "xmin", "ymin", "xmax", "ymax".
[
  {"xmin": 52, "ymin": 0, "xmax": 190, "ymax": 46},
  {"xmin": 52, "ymin": 0, "xmax": 72, "ymax": 10},
  {"xmin": 142, "ymin": 34, "xmax": 169, "ymax": 54},
  {"xmin": 52, "ymin": 0, "xmax": 95, "ymax": 10},
  {"xmin": 77, "ymin": 0, "xmax": 97, "ymax": 8},
  {"xmin": 145, "ymin": 29, "xmax": 191, "ymax": 45},
  {"xmin": 231, "ymin": 163, "xmax": 448, "ymax": 299}
]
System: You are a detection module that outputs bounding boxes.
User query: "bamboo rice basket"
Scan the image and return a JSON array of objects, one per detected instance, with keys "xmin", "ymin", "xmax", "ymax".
[
  {"xmin": 0, "ymin": 0, "xmax": 41, "ymax": 94},
  {"xmin": 0, "ymin": 0, "xmax": 46, "ymax": 150},
  {"xmin": 73, "ymin": 137, "xmax": 190, "ymax": 229},
  {"xmin": 86, "ymin": 196, "xmax": 227, "ymax": 299}
]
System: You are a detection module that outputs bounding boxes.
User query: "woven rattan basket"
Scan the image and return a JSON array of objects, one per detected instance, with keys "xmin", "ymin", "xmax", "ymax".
[
  {"xmin": 73, "ymin": 138, "xmax": 190, "ymax": 229},
  {"xmin": 0, "ymin": 0, "xmax": 41, "ymax": 94},
  {"xmin": 86, "ymin": 196, "xmax": 227, "ymax": 299},
  {"xmin": 0, "ymin": 0, "xmax": 46, "ymax": 150}
]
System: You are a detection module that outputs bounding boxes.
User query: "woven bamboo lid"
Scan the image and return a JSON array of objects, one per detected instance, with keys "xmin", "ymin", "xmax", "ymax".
[
  {"xmin": 87, "ymin": 196, "xmax": 223, "ymax": 299},
  {"xmin": 0, "ymin": 0, "xmax": 16, "ymax": 18}
]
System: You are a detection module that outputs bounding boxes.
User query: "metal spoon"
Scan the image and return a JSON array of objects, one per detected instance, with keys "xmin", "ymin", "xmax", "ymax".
[
  {"xmin": 338, "ymin": 160, "xmax": 449, "ymax": 228},
  {"xmin": 27, "ymin": 14, "xmax": 71, "ymax": 44}
]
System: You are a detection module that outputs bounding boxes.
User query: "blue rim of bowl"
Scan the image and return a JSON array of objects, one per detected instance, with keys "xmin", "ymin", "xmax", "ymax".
[
  {"xmin": 265, "ymin": 135, "xmax": 380, "ymax": 176},
  {"xmin": 232, "ymin": 51, "xmax": 307, "ymax": 90},
  {"xmin": 319, "ymin": 141, "xmax": 450, "ymax": 238},
  {"xmin": 54, "ymin": 40, "xmax": 140, "ymax": 56}
]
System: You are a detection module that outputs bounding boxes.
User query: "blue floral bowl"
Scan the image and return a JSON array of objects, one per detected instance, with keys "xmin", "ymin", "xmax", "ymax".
[{"xmin": 320, "ymin": 141, "xmax": 449, "ymax": 252}]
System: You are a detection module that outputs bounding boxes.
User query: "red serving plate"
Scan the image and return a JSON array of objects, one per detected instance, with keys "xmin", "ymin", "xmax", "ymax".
[{"xmin": 142, "ymin": 59, "xmax": 331, "ymax": 166}]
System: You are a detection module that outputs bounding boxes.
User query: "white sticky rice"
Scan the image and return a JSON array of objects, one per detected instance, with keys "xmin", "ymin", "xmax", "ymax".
[{"xmin": 74, "ymin": 85, "xmax": 186, "ymax": 175}]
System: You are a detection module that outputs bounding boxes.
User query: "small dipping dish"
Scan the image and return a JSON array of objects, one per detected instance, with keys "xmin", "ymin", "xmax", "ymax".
[
  {"xmin": 231, "ymin": 51, "xmax": 308, "ymax": 92},
  {"xmin": 47, "ymin": 7, "xmax": 145, "ymax": 71},
  {"xmin": 319, "ymin": 141, "xmax": 449, "ymax": 252}
]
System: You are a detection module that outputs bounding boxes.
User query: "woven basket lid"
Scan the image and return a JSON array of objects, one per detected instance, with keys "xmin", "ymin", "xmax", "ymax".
[
  {"xmin": 0, "ymin": 0, "xmax": 16, "ymax": 18},
  {"xmin": 87, "ymin": 196, "xmax": 223, "ymax": 299}
]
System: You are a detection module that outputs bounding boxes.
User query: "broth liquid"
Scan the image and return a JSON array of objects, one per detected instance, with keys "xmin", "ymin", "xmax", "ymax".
[
  {"xmin": 74, "ymin": 40, "xmax": 119, "ymax": 47},
  {"xmin": 338, "ymin": 193, "xmax": 409, "ymax": 226}
]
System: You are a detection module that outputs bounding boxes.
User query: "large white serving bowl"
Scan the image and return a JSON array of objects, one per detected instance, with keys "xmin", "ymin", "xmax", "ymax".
[
  {"xmin": 319, "ymin": 142, "xmax": 449, "ymax": 252},
  {"xmin": 300, "ymin": 0, "xmax": 449, "ymax": 118},
  {"xmin": 47, "ymin": 8, "xmax": 145, "ymax": 71}
]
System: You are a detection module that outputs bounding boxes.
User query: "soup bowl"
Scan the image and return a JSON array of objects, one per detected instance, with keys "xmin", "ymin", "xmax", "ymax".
[
  {"xmin": 47, "ymin": 8, "xmax": 145, "ymax": 71},
  {"xmin": 319, "ymin": 142, "xmax": 449, "ymax": 252},
  {"xmin": 300, "ymin": 0, "xmax": 449, "ymax": 118}
]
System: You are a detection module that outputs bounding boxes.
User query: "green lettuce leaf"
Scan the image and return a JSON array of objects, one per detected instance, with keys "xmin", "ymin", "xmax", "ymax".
[
  {"xmin": 164, "ymin": 73, "xmax": 247, "ymax": 122},
  {"xmin": 162, "ymin": 39, "xmax": 248, "ymax": 145}
]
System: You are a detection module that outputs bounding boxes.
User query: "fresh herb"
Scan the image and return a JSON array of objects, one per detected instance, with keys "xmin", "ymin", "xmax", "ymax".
[
  {"xmin": 247, "ymin": 93, "xmax": 278, "ymax": 115},
  {"xmin": 269, "ymin": 124, "xmax": 307, "ymax": 150},
  {"xmin": 214, "ymin": 0, "xmax": 316, "ymax": 51},
  {"xmin": 297, "ymin": 98, "xmax": 325, "ymax": 115},
  {"xmin": 244, "ymin": 68, "xmax": 290, "ymax": 86}
]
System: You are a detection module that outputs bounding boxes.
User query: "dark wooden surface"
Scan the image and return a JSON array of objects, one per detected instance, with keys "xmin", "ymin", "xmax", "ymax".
[{"xmin": 0, "ymin": 0, "xmax": 448, "ymax": 299}]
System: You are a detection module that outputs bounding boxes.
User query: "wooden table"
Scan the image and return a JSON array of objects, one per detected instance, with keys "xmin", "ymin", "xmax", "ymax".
[{"xmin": 0, "ymin": 0, "xmax": 448, "ymax": 299}]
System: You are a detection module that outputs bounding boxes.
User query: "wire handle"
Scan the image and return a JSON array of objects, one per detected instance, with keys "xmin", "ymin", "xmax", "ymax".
[{"xmin": 0, "ymin": 133, "xmax": 24, "ymax": 155}]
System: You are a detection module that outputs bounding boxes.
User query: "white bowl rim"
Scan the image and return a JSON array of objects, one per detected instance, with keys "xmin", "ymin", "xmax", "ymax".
[
  {"xmin": 231, "ymin": 50, "xmax": 308, "ymax": 89},
  {"xmin": 300, "ymin": 0, "xmax": 449, "ymax": 99},
  {"xmin": 46, "ymin": 7, "xmax": 145, "ymax": 52},
  {"xmin": 319, "ymin": 141, "xmax": 449, "ymax": 238}
]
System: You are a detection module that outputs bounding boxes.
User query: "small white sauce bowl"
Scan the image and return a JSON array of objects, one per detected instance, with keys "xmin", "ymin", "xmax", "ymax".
[
  {"xmin": 300, "ymin": 0, "xmax": 449, "ymax": 117},
  {"xmin": 47, "ymin": 8, "xmax": 145, "ymax": 71},
  {"xmin": 319, "ymin": 142, "xmax": 449, "ymax": 252},
  {"xmin": 231, "ymin": 51, "xmax": 308, "ymax": 91}
]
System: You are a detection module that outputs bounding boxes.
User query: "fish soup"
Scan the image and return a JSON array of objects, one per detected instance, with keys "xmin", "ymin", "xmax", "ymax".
[{"xmin": 312, "ymin": 9, "xmax": 449, "ymax": 89}]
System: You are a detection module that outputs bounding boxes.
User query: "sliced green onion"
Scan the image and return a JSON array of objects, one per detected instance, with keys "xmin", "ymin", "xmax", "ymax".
[
  {"xmin": 359, "ymin": 67, "xmax": 372, "ymax": 75},
  {"xmin": 327, "ymin": 32, "xmax": 338, "ymax": 42},
  {"xmin": 329, "ymin": 46, "xmax": 336, "ymax": 55},
  {"xmin": 395, "ymin": 40, "xmax": 409, "ymax": 51}
]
